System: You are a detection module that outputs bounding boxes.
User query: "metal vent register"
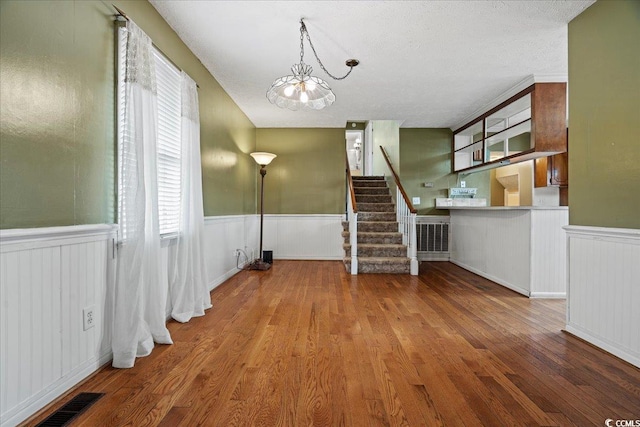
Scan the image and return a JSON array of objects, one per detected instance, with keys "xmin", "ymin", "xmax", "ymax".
[{"xmin": 35, "ymin": 392, "xmax": 104, "ymax": 427}]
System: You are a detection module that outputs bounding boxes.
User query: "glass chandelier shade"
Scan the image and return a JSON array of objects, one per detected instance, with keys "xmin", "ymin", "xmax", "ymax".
[
  {"xmin": 266, "ymin": 19, "xmax": 358, "ymax": 111},
  {"xmin": 267, "ymin": 63, "xmax": 335, "ymax": 111}
]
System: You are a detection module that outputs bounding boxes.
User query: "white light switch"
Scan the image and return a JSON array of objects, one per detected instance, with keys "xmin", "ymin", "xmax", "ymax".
[
  {"xmin": 412, "ymin": 197, "xmax": 421, "ymax": 205},
  {"xmin": 460, "ymin": 181, "xmax": 466, "ymax": 188}
]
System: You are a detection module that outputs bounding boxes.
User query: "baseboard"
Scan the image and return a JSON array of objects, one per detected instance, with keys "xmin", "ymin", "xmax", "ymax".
[
  {"xmin": 565, "ymin": 324, "xmax": 640, "ymax": 368},
  {"xmin": 417, "ymin": 253, "xmax": 450, "ymax": 262},
  {"xmin": 1, "ymin": 351, "xmax": 113, "ymax": 427},
  {"xmin": 449, "ymin": 259, "xmax": 530, "ymax": 297},
  {"xmin": 273, "ymin": 255, "xmax": 343, "ymax": 261},
  {"xmin": 208, "ymin": 263, "xmax": 247, "ymax": 291},
  {"xmin": 529, "ymin": 291, "xmax": 566, "ymax": 299}
]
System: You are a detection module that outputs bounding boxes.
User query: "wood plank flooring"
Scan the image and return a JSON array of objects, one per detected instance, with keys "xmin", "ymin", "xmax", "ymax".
[{"xmin": 24, "ymin": 261, "xmax": 640, "ymax": 426}]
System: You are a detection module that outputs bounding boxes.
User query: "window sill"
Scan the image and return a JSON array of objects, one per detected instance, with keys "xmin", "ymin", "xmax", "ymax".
[{"xmin": 160, "ymin": 233, "xmax": 179, "ymax": 247}]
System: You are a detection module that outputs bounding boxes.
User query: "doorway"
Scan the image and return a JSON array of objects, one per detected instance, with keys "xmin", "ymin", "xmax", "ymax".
[{"xmin": 346, "ymin": 130, "xmax": 364, "ymax": 176}]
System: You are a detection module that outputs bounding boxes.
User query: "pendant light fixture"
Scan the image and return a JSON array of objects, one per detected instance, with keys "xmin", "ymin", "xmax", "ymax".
[{"xmin": 266, "ymin": 19, "xmax": 359, "ymax": 111}]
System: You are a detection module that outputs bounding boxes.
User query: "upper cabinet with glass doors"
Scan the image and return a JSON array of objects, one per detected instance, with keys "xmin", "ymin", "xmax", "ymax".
[{"xmin": 453, "ymin": 83, "xmax": 566, "ymax": 173}]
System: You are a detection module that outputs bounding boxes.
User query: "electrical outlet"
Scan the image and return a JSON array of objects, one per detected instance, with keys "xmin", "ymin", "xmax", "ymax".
[
  {"xmin": 83, "ymin": 306, "xmax": 95, "ymax": 331},
  {"xmin": 460, "ymin": 181, "xmax": 466, "ymax": 188}
]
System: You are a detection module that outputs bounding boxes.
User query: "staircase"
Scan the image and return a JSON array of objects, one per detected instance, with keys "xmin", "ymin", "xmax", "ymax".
[{"xmin": 343, "ymin": 176, "xmax": 411, "ymax": 274}]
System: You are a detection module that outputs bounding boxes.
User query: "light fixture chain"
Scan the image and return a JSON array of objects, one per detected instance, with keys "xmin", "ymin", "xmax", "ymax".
[
  {"xmin": 299, "ymin": 23, "xmax": 305, "ymax": 64},
  {"xmin": 300, "ymin": 19, "xmax": 354, "ymax": 81}
]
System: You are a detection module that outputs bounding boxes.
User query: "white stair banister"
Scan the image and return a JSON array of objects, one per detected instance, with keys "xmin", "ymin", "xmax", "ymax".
[{"xmin": 381, "ymin": 146, "xmax": 418, "ymax": 275}]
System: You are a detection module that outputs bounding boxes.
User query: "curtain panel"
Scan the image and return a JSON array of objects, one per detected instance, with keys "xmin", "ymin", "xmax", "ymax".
[
  {"xmin": 112, "ymin": 21, "xmax": 172, "ymax": 369},
  {"xmin": 168, "ymin": 72, "xmax": 212, "ymax": 322}
]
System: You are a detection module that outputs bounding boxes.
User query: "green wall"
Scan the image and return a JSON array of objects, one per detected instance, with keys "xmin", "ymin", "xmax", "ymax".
[
  {"xmin": 255, "ymin": 128, "xmax": 345, "ymax": 214},
  {"xmin": 399, "ymin": 128, "xmax": 458, "ymax": 215},
  {"xmin": 568, "ymin": 0, "xmax": 640, "ymax": 229},
  {"xmin": 1, "ymin": 1, "xmax": 116, "ymax": 228},
  {"xmin": 0, "ymin": 0, "xmax": 257, "ymax": 229},
  {"xmin": 372, "ymin": 121, "xmax": 400, "ymax": 177},
  {"xmin": 112, "ymin": 0, "xmax": 256, "ymax": 217}
]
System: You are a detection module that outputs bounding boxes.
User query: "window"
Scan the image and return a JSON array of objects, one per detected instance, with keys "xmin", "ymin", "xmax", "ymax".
[
  {"xmin": 154, "ymin": 52, "xmax": 182, "ymax": 235},
  {"xmin": 117, "ymin": 26, "xmax": 182, "ymax": 236}
]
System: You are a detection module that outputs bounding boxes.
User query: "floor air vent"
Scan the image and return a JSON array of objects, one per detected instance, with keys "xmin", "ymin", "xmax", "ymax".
[{"xmin": 36, "ymin": 392, "xmax": 104, "ymax": 427}]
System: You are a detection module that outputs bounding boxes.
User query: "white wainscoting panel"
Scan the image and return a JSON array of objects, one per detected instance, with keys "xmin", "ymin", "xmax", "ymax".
[
  {"xmin": 203, "ymin": 215, "xmax": 257, "ymax": 290},
  {"xmin": 261, "ymin": 214, "xmax": 344, "ymax": 260},
  {"xmin": 450, "ymin": 209, "xmax": 532, "ymax": 295},
  {"xmin": 565, "ymin": 226, "xmax": 640, "ymax": 368},
  {"xmin": 0, "ymin": 214, "xmax": 343, "ymax": 426},
  {"xmin": 0, "ymin": 225, "xmax": 117, "ymax": 427},
  {"xmin": 529, "ymin": 209, "xmax": 568, "ymax": 298}
]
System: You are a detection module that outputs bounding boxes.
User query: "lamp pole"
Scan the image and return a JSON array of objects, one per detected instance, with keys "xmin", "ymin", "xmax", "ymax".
[
  {"xmin": 249, "ymin": 152, "xmax": 276, "ymax": 271},
  {"xmin": 258, "ymin": 164, "xmax": 266, "ymax": 263}
]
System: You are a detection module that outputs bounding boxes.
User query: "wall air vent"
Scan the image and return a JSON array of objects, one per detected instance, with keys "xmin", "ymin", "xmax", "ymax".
[{"xmin": 416, "ymin": 217, "xmax": 451, "ymax": 261}]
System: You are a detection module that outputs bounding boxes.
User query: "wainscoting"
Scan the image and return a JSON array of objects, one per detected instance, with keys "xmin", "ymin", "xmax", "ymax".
[
  {"xmin": 262, "ymin": 214, "xmax": 344, "ymax": 260},
  {"xmin": 203, "ymin": 215, "xmax": 257, "ymax": 289},
  {"xmin": 0, "ymin": 225, "xmax": 117, "ymax": 427},
  {"xmin": 0, "ymin": 214, "xmax": 343, "ymax": 426},
  {"xmin": 449, "ymin": 207, "xmax": 568, "ymax": 297},
  {"xmin": 565, "ymin": 226, "xmax": 640, "ymax": 368}
]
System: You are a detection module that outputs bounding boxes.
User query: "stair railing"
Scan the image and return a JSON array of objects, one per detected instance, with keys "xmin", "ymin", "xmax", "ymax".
[
  {"xmin": 345, "ymin": 154, "xmax": 358, "ymax": 275},
  {"xmin": 379, "ymin": 146, "xmax": 419, "ymax": 275}
]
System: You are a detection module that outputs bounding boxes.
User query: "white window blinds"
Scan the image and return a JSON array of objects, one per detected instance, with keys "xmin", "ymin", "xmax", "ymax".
[
  {"xmin": 117, "ymin": 24, "xmax": 183, "ymax": 237},
  {"xmin": 153, "ymin": 51, "xmax": 182, "ymax": 235}
]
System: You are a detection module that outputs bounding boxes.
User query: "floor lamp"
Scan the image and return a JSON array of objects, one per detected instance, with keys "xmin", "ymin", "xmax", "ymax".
[{"xmin": 249, "ymin": 152, "xmax": 277, "ymax": 271}]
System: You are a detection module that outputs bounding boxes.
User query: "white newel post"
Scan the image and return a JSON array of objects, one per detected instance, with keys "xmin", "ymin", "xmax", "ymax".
[{"xmin": 349, "ymin": 212, "xmax": 358, "ymax": 275}]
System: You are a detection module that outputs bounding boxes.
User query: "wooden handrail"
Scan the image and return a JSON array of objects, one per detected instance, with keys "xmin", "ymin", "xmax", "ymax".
[
  {"xmin": 345, "ymin": 154, "xmax": 358, "ymax": 214},
  {"xmin": 379, "ymin": 146, "xmax": 417, "ymax": 214}
]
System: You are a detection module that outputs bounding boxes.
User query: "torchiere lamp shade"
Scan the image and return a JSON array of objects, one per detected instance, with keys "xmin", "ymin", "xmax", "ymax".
[{"xmin": 250, "ymin": 152, "xmax": 277, "ymax": 166}]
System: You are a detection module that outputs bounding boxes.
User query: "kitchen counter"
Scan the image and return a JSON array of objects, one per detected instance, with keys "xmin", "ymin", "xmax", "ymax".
[
  {"xmin": 443, "ymin": 206, "xmax": 568, "ymax": 210},
  {"xmin": 447, "ymin": 207, "xmax": 568, "ymax": 298}
]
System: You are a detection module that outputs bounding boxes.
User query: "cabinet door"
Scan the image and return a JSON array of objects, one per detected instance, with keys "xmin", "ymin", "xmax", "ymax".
[
  {"xmin": 534, "ymin": 157, "xmax": 550, "ymax": 188},
  {"xmin": 550, "ymin": 152, "xmax": 568, "ymax": 186}
]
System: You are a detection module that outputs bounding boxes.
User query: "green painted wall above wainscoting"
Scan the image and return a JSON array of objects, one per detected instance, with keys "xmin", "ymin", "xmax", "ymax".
[
  {"xmin": 568, "ymin": 0, "xmax": 640, "ymax": 229},
  {"xmin": 0, "ymin": 0, "xmax": 257, "ymax": 229},
  {"xmin": 399, "ymin": 128, "xmax": 459, "ymax": 215},
  {"xmin": 1, "ymin": 0, "xmax": 116, "ymax": 228},
  {"xmin": 255, "ymin": 128, "xmax": 345, "ymax": 214}
]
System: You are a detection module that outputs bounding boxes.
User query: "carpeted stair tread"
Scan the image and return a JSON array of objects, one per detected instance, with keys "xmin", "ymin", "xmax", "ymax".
[
  {"xmin": 343, "ymin": 221, "xmax": 398, "ymax": 232},
  {"xmin": 342, "ymin": 231, "xmax": 403, "ymax": 245},
  {"xmin": 356, "ymin": 195, "xmax": 393, "ymax": 203},
  {"xmin": 343, "ymin": 257, "xmax": 411, "ymax": 274},
  {"xmin": 344, "ymin": 176, "xmax": 412, "ymax": 274},
  {"xmin": 357, "ymin": 203, "xmax": 395, "ymax": 212},
  {"xmin": 353, "ymin": 187, "xmax": 391, "ymax": 195},
  {"xmin": 350, "ymin": 180, "xmax": 387, "ymax": 187},
  {"xmin": 343, "ymin": 243, "xmax": 407, "ymax": 257},
  {"xmin": 357, "ymin": 212, "xmax": 396, "ymax": 222}
]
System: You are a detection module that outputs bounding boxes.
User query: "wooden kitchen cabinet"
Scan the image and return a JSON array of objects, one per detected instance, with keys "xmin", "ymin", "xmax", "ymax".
[
  {"xmin": 550, "ymin": 152, "xmax": 568, "ymax": 186},
  {"xmin": 453, "ymin": 83, "xmax": 567, "ymax": 173},
  {"xmin": 535, "ymin": 152, "xmax": 568, "ymax": 187}
]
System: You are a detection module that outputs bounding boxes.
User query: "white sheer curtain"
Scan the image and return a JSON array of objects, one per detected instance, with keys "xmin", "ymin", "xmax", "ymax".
[
  {"xmin": 113, "ymin": 21, "xmax": 172, "ymax": 369},
  {"xmin": 168, "ymin": 72, "xmax": 212, "ymax": 322}
]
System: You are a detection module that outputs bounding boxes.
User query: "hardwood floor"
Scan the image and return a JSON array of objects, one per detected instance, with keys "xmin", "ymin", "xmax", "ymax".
[{"xmin": 25, "ymin": 261, "xmax": 640, "ymax": 426}]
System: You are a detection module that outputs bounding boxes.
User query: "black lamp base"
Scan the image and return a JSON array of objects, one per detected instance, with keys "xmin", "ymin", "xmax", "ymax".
[{"xmin": 248, "ymin": 259, "xmax": 272, "ymax": 271}]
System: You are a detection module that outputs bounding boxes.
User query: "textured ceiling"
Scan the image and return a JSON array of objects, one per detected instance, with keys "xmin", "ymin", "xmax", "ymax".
[{"xmin": 149, "ymin": 0, "xmax": 594, "ymax": 129}]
